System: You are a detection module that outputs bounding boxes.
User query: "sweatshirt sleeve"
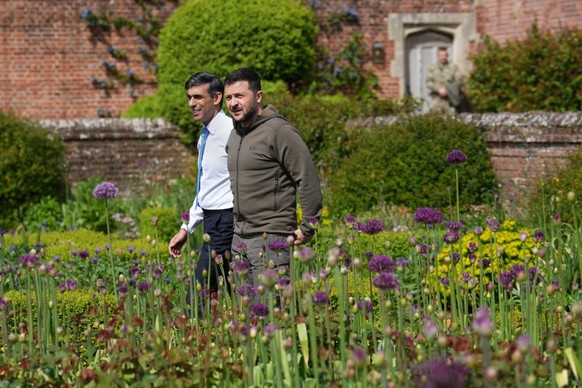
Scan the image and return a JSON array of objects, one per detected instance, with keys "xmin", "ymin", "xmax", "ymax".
[{"xmin": 272, "ymin": 123, "xmax": 323, "ymax": 236}]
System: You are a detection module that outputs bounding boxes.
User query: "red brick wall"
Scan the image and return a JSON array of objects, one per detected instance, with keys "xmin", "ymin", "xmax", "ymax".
[
  {"xmin": 0, "ymin": 0, "xmax": 580, "ymax": 119},
  {"xmin": 0, "ymin": 0, "xmax": 178, "ymax": 120},
  {"xmin": 476, "ymin": 0, "xmax": 582, "ymax": 44}
]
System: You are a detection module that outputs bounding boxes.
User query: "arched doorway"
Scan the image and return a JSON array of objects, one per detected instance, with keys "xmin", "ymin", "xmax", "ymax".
[{"xmin": 405, "ymin": 31, "xmax": 453, "ymax": 111}]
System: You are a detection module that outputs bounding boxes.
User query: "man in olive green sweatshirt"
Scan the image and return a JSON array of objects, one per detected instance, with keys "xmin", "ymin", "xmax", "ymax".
[{"xmin": 224, "ymin": 68, "xmax": 323, "ymax": 291}]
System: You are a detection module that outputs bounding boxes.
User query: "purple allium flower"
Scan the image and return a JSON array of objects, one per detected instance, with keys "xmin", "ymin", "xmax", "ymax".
[
  {"xmin": 440, "ymin": 277, "xmax": 450, "ymax": 287},
  {"xmin": 236, "ymin": 284, "xmax": 256, "ymax": 297},
  {"xmin": 351, "ymin": 346, "xmax": 367, "ymax": 367},
  {"xmin": 232, "ymin": 260, "xmax": 250, "ymax": 276},
  {"xmin": 296, "ymin": 247, "xmax": 314, "ymax": 264},
  {"xmin": 473, "ymin": 226, "xmax": 484, "ymax": 235},
  {"xmin": 553, "ymin": 213, "xmax": 561, "ymax": 224},
  {"xmin": 443, "ymin": 231, "xmax": 460, "ymax": 244},
  {"xmin": 78, "ymin": 250, "xmax": 89, "ymax": 259},
  {"xmin": 462, "ymin": 272, "xmax": 472, "ymax": 282},
  {"xmin": 445, "ymin": 221, "xmax": 464, "ymax": 231},
  {"xmin": 487, "ymin": 220, "xmax": 501, "ymax": 231},
  {"xmin": 118, "ymin": 284, "xmax": 128, "ymax": 296},
  {"xmin": 479, "ymin": 258, "xmax": 490, "ymax": 269},
  {"xmin": 499, "ymin": 271, "xmax": 514, "ymax": 289},
  {"xmin": 260, "ymin": 269, "xmax": 279, "ymax": 289},
  {"xmin": 252, "ymin": 303, "xmax": 269, "ymax": 317},
  {"xmin": 416, "ymin": 244, "xmax": 429, "ymax": 255},
  {"xmin": 264, "ymin": 324, "xmax": 277, "ymax": 336},
  {"xmin": 92, "ymin": 181, "xmax": 119, "ymax": 200},
  {"xmin": 127, "ymin": 247, "xmax": 135, "ymax": 254},
  {"xmin": 533, "ymin": 230, "xmax": 544, "ymax": 243},
  {"xmin": 356, "ymin": 300, "xmax": 373, "ymax": 313},
  {"xmin": 153, "ymin": 267, "xmax": 163, "ymax": 278},
  {"xmin": 345, "ymin": 215, "xmax": 356, "ymax": 224},
  {"xmin": 363, "ymin": 219, "xmax": 384, "ymax": 235},
  {"xmin": 446, "ymin": 150, "xmax": 468, "ymax": 165},
  {"xmin": 136, "ymin": 281, "xmax": 150, "ymax": 293},
  {"xmin": 353, "ymin": 222, "xmax": 365, "ymax": 232},
  {"xmin": 472, "ymin": 306, "xmax": 493, "ymax": 335},
  {"xmin": 235, "ymin": 241, "xmax": 247, "ymax": 251},
  {"xmin": 423, "ymin": 318, "xmax": 438, "ymax": 339},
  {"xmin": 181, "ymin": 211, "xmax": 190, "ymax": 223},
  {"xmin": 139, "ymin": 250, "xmax": 147, "ymax": 256},
  {"xmin": 395, "ymin": 258, "xmax": 411, "ymax": 267},
  {"xmin": 413, "ymin": 208, "xmax": 444, "ymax": 226},
  {"xmin": 268, "ymin": 240, "xmax": 288, "ymax": 253},
  {"xmin": 368, "ymin": 255, "xmax": 394, "ymax": 273},
  {"xmin": 312, "ymin": 291, "xmax": 329, "ymax": 306},
  {"xmin": 414, "ymin": 357, "xmax": 468, "ymax": 387},
  {"xmin": 372, "ymin": 272, "xmax": 399, "ymax": 291},
  {"xmin": 71, "ymin": 249, "xmax": 79, "ymax": 256}
]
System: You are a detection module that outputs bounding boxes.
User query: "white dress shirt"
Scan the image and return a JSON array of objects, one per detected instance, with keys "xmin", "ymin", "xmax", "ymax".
[{"xmin": 182, "ymin": 110, "xmax": 234, "ymax": 233}]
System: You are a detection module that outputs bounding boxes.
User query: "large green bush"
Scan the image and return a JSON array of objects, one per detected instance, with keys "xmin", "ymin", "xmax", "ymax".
[
  {"xmin": 527, "ymin": 145, "xmax": 582, "ymax": 226},
  {"xmin": 0, "ymin": 111, "xmax": 66, "ymax": 228},
  {"xmin": 327, "ymin": 114, "xmax": 497, "ymax": 216},
  {"xmin": 466, "ymin": 24, "xmax": 582, "ymax": 112},
  {"xmin": 125, "ymin": 0, "xmax": 318, "ymax": 138}
]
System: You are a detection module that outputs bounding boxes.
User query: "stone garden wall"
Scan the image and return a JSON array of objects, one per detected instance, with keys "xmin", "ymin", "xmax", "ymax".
[{"xmin": 40, "ymin": 112, "xmax": 582, "ymax": 203}]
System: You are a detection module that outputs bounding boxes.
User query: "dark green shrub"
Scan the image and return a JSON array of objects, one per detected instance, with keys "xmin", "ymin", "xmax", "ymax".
[
  {"xmin": 0, "ymin": 111, "xmax": 66, "ymax": 228},
  {"xmin": 327, "ymin": 114, "xmax": 497, "ymax": 216},
  {"xmin": 129, "ymin": 0, "xmax": 317, "ymax": 138},
  {"xmin": 527, "ymin": 145, "xmax": 582, "ymax": 226},
  {"xmin": 467, "ymin": 24, "xmax": 582, "ymax": 112},
  {"xmin": 265, "ymin": 92, "xmax": 418, "ymax": 180},
  {"xmin": 139, "ymin": 206, "xmax": 179, "ymax": 244}
]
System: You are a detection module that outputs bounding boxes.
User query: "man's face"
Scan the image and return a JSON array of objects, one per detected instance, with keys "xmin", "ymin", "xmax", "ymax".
[
  {"xmin": 225, "ymin": 81, "xmax": 262, "ymax": 127},
  {"xmin": 187, "ymin": 84, "xmax": 220, "ymax": 126},
  {"xmin": 438, "ymin": 49, "xmax": 449, "ymax": 65}
]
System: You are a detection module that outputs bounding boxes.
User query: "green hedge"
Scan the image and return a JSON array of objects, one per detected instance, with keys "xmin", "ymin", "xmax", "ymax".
[
  {"xmin": 0, "ymin": 111, "xmax": 66, "ymax": 228},
  {"xmin": 327, "ymin": 114, "xmax": 497, "ymax": 216},
  {"xmin": 466, "ymin": 24, "xmax": 582, "ymax": 112}
]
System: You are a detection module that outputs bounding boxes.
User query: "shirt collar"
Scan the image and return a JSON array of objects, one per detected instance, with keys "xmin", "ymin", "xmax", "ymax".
[{"xmin": 205, "ymin": 109, "xmax": 227, "ymax": 135}]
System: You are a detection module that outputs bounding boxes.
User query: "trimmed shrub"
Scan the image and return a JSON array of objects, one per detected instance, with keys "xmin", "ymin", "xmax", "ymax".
[
  {"xmin": 139, "ymin": 206, "xmax": 179, "ymax": 244},
  {"xmin": 466, "ymin": 24, "xmax": 582, "ymax": 112},
  {"xmin": 128, "ymin": 0, "xmax": 317, "ymax": 138},
  {"xmin": 0, "ymin": 111, "xmax": 66, "ymax": 228},
  {"xmin": 327, "ymin": 115, "xmax": 497, "ymax": 216},
  {"xmin": 527, "ymin": 145, "xmax": 582, "ymax": 226}
]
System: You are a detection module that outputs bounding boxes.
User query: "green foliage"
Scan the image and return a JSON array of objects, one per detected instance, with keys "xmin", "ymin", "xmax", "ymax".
[
  {"xmin": 527, "ymin": 145, "xmax": 582, "ymax": 226},
  {"xmin": 265, "ymin": 92, "xmax": 418, "ymax": 180},
  {"xmin": 139, "ymin": 206, "xmax": 179, "ymax": 244},
  {"xmin": 121, "ymin": 94, "xmax": 162, "ymax": 119},
  {"xmin": 467, "ymin": 24, "xmax": 582, "ymax": 112},
  {"xmin": 144, "ymin": 0, "xmax": 317, "ymax": 136},
  {"xmin": 327, "ymin": 114, "xmax": 497, "ymax": 216},
  {"xmin": 24, "ymin": 197, "xmax": 65, "ymax": 233},
  {"xmin": 0, "ymin": 111, "xmax": 67, "ymax": 229}
]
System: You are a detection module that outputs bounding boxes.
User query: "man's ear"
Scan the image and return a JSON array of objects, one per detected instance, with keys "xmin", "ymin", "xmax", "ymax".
[
  {"xmin": 213, "ymin": 92, "xmax": 223, "ymax": 106},
  {"xmin": 256, "ymin": 90, "xmax": 263, "ymax": 104}
]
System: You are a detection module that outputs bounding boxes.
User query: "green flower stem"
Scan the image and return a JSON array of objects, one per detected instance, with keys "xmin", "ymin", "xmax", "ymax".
[{"xmin": 104, "ymin": 200, "xmax": 118, "ymax": 299}]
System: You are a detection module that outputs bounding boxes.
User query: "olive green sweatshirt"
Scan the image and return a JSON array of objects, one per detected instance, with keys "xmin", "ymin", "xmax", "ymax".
[{"xmin": 226, "ymin": 105, "xmax": 323, "ymax": 238}]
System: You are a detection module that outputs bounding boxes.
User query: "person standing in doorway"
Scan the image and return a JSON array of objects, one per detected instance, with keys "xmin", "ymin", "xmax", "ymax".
[
  {"xmin": 168, "ymin": 72, "xmax": 234, "ymax": 301},
  {"xmin": 223, "ymin": 68, "xmax": 322, "ymax": 291},
  {"xmin": 426, "ymin": 46, "xmax": 464, "ymax": 115}
]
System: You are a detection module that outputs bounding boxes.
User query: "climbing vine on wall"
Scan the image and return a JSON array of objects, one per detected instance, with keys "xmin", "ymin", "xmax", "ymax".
[{"xmin": 79, "ymin": 0, "xmax": 177, "ymax": 117}]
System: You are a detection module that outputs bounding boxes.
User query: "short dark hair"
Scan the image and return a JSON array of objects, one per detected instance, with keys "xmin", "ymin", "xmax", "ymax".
[
  {"xmin": 224, "ymin": 68, "xmax": 262, "ymax": 93},
  {"xmin": 184, "ymin": 72, "xmax": 224, "ymax": 103},
  {"xmin": 438, "ymin": 46, "xmax": 448, "ymax": 52}
]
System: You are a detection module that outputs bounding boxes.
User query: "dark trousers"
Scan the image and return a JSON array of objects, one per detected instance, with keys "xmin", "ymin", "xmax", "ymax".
[{"xmin": 187, "ymin": 208, "xmax": 233, "ymax": 305}]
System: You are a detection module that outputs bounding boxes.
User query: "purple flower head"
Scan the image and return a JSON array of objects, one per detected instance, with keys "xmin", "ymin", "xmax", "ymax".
[
  {"xmin": 363, "ymin": 219, "xmax": 384, "ymax": 235},
  {"xmin": 553, "ymin": 213, "xmax": 561, "ymax": 224},
  {"xmin": 260, "ymin": 269, "xmax": 279, "ymax": 288},
  {"xmin": 443, "ymin": 231, "xmax": 460, "ymax": 244},
  {"xmin": 414, "ymin": 357, "xmax": 468, "ymax": 387},
  {"xmin": 368, "ymin": 255, "xmax": 394, "ymax": 273},
  {"xmin": 396, "ymin": 258, "xmax": 411, "ymax": 267},
  {"xmin": 312, "ymin": 291, "xmax": 329, "ymax": 306},
  {"xmin": 344, "ymin": 215, "xmax": 356, "ymax": 225},
  {"xmin": 533, "ymin": 230, "xmax": 545, "ymax": 243},
  {"xmin": 353, "ymin": 222, "xmax": 365, "ymax": 232},
  {"xmin": 440, "ymin": 277, "xmax": 450, "ymax": 287},
  {"xmin": 297, "ymin": 247, "xmax": 314, "ymax": 264},
  {"xmin": 136, "ymin": 280, "xmax": 151, "ymax": 293},
  {"xmin": 413, "ymin": 208, "xmax": 444, "ymax": 226},
  {"xmin": 118, "ymin": 284, "xmax": 128, "ymax": 295},
  {"xmin": 372, "ymin": 272, "xmax": 399, "ymax": 291},
  {"xmin": 233, "ymin": 260, "xmax": 250, "ymax": 276},
  {"xmin": 472, "ymin": 306, "xmax": 493, "ymax": 335},
  {"xmin": 236, "ymin": 284, "xmax": 256, "ymax": 297},
  {"xmin": 264, "ymin": 324, "xmax": 277, "ymax": 336},
  {"xmin": 445, "ymin": 220, "xmax": 464, "ymax": 231},
  {"xmin": 423, "ymin": 318, "xmax": 438, "ymax": 339},
  {"xmin": 473, "ymin": 226, "xmax": 484, "ymax": 235},
  {"xmin": 446, "ymin": 150, "xmax": 468, "ymax": 165},
  {"xmin": 92, "ymin": 181, "xmax": 119, "ymax": 200},
  {"xmin": 487, "ymin": 220, "xmax": 501, "ymax": 232},
  {"xmin": 235, "ymin": 241, "xmax": 247, "ymax": 252},
  {"xmin": 499, "ymin": 271, "xmax": 514, "ymax": 289},
  {"xmin": 181, "ymin": 211, "xmax": 190, "ymax": 223},
  {"xmin": 252, "ymin": 303, "xmax": 269, "ymax": 317},
  {"xmin": 267, "ymin": 240, "xmax": 288, "ymax": 253},
  {"xmin": 416, "ymin": 244, "xmax": 429, "ymax": 255},
  {"xmin": 356, "ymin": 299, "xmax": 373, "ymax": 313},
  {"xmin": 78, "ymin": 250, "xmax": 89, "ymax": 259},
  {"xmin": 140, "ymin": 250, "xmax": 147, "ymax": 256}
]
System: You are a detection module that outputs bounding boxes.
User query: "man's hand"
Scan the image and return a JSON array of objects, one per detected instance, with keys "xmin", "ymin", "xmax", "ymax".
[
  {"xmin": 168, "ymin": 229, "xmax": 188, "ymax": 258},
  {"xmin": 293, "ymin": 229, "xmax": 313, "ymax": 245}
]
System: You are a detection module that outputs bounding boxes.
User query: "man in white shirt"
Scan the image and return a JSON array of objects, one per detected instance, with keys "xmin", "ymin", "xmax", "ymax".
[{"xmin": 168, "ymin": 72, "xmax": 234, "ymax": 302}]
